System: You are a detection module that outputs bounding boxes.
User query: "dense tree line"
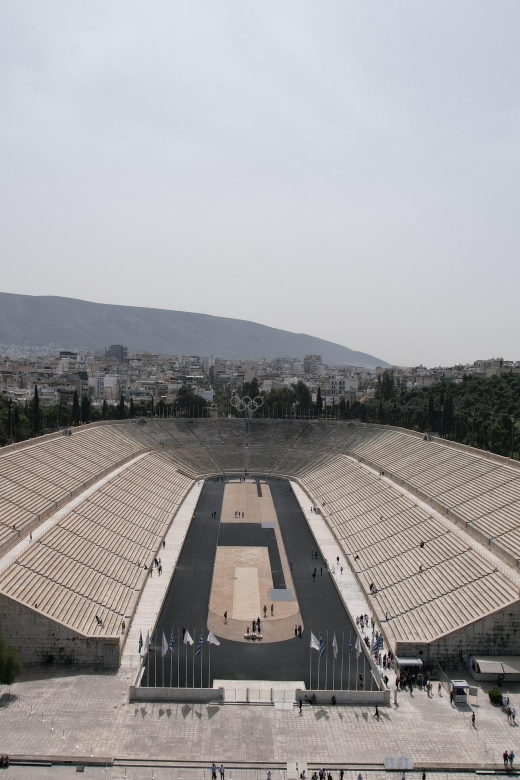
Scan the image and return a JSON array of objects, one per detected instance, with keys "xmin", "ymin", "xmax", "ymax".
[
  {"xmin": 360, "ymin": 371, "xmax": 520, "ymax": 459},
  {"xmin": 2, "ymin": 374, "xmax": 518, "ymax": 460}
]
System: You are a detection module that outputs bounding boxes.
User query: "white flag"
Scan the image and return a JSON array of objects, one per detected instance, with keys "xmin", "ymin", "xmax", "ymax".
[
  {"xmin": 332, "ymin": 632, "xmax": 338, "ymax": 660},
  {"xmin": 161, "ymin": 631, "xmax": 169, "ymax": 657},
  {"xmin": 142, "ymin": 629, "xmax": 150, "ymax": 655},
  {"xmin": 207, "ymin": 631, "xmax": 220, "ymax": 646},
  {"xmin": 310, "ymin": 632, "xmax": 320, "ymax": 651},
  {"xmin": 183, "ymin": 630, "xmax": 194, "ymax": 646},
  {"xmin": 355, "ymin": 636, "xmax": 362, "ymax": 659}
]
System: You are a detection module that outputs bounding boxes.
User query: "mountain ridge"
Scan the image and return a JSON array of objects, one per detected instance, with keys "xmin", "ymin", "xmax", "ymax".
[{"xmin": 0, "ymin": 292, "xmax": 391, "ymax": 367}]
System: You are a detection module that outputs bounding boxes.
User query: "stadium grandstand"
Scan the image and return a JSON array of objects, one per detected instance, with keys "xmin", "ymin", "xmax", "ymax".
[{"xmin": 1, "ymin": 418, "xmax": 520, "ymax": 671}]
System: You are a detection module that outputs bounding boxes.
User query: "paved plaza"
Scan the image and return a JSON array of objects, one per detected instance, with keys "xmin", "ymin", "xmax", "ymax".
[{"xmin": 1, "ymin": 662, "xmax": 520, "ymax": 775}]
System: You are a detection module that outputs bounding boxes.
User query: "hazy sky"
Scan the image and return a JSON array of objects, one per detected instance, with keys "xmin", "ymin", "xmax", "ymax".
[{"xmin": 1, "ymin": 2, "xmax": 519, "ymax": 366}]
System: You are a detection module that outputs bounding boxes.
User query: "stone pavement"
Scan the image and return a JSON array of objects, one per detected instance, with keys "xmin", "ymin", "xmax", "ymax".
[{"xmin": 1, "ymin": 663, "xmax": 520, "ymax": 770}]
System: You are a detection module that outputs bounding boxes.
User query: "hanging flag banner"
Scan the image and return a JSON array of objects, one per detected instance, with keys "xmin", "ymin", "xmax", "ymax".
[
  {"xmin": 332, "ymin": 632, "xmax": 338, "ymax": 660},
  {"xmin": 319, "ymin": 633, "xmax": 326, "ymax": 657},
  {"xmin": 355, "ymin": 635, "xmax": 362, "ymax": 658},
  {"xmin": 207, "ymin": 631, "xmax": 220, "ymax": 646},
  {"xmin": 310, "ymin": 632, "xmax": 320, "ymax": 651},
  {"xmin": 162, "ymin": 631, "xmax": 169, "ymax": 657},
  {"xmin": 195, "ymin": 634, "xmax": 203, "ymax": 656},
  {"xmin": 183, "ymin": 630, "xmax": 194, "ymax": 646}
]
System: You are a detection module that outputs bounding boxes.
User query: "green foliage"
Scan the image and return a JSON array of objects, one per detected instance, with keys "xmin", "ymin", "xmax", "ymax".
[
  {"xmin": 316, "ymin": 387, "xmax": 323, "ymax": 415},
  {"xmin": 175, "ymin": 386, "xmax": 208, "ymax": 412},
  {"xmin": 0, "ymin": 632, "xmax": 22, "ymax": 686},
  {"xmin": 81, "ymin": 394, "xmax": 91, "ymax": 423},
  {"xmin": 292, "ymin": 380, "xmax": 312, "ymax": 411},
  {"xmin": 33, "ymin": 385, "xmax": 41, "ymax": 435},
  {"xmin": 118, "ymin": 395, "xmax": 127, "ymax": 420},
  {"xmin": 488, "ymin": 688, "xmax": 503, "ymax": 704},
  {"xmin": 362, "ymin": 374, "xmax": 520, "ymax": 459},
  {"xmin": 262, "ymin": 385, "xmax": 297, "ymax": 416},
  {"xmin": 241, "ymin": 378, "xmax": 260, "ymax": 399},
  {"xmin": 72, "ymin": 390, "xmax": 81, "ymax": 426}
]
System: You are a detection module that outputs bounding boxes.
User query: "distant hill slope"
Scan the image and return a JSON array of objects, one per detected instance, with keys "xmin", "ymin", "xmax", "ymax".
[{"xmin": 0, "ymin": 292, "xmax": 390, "ymax": 367}]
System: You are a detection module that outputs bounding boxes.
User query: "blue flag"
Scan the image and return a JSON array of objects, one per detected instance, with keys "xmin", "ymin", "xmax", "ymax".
[
  {"xmin": 169, "ymin": 631, "xmax": 175, "ymax": 652},
  {"xmin": 195, "ymin": 634, "xmax": 203, "ymax": 657},
  {"xmin": 348, "ymin": 634, "xmax": 353, "ymax": 654},
  {"xmin": 319, "ymin": 633, "xmax": 326, "ymax": 658}
]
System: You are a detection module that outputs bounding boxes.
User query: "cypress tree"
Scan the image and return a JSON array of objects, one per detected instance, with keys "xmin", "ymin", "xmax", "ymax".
[
  {"xmin": 427, "ymin": 394, "xmax": 435, "ymax": 432},
  {"xmin": 118, "ymin": 395, "xmax": 126, "ymax": 420},
  {"xmin": 0, "ymin": 632, "xmax": 22, "ymax": 685},
  {"xmin": 102, "ymin": 399, "xmax": 107, "ymax": 420},
  {"xmin": 81, "ymin": 394, "xmax": 91, "ymax": 423},
  {"xmin": 33, "ymin": 384, "xmax": 41, "ymax": 435},
  {"xmin": 72, "ymin": 390, "xmax": 81, "ymax": 426},
  {"xmin": 13, "ymin": 404, "xmax": 21, "ymax": 441},
  {"xmin": 316, "ymin": 387, "xmax": 323, "ymax": 416},
  {"xmin": 129, "ymin": 397, "xmax": 135, "ymax": 418}
]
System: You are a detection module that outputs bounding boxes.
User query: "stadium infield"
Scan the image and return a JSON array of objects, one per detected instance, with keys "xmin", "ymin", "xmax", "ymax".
[{"xmin": 142, "ymin": 477, "xmax": 370, "ymax": 689}]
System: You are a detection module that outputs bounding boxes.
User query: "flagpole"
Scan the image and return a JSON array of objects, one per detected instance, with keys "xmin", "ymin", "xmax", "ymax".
[
  {"xmin": 356, "ymin": 647, "xmax": 358, "ymax": 691},
  {"xmin": 192, "ymin": 627, "xmax": 195, "ymax": 688},
  {"xmin": 348, "ymin": 632, "xmax": 351, "ymax": 691},
  {"xmin": 154, "ymin": 633, "xmax": 157, "ymax": 688},
  {"xmin": 318, "ymin": 643, "xmax": 320, "ymax": 691},
  {"xmin": 208, "ymin": 638, "xmax": 211, "ymax": 689},
  {"xmin": 332, "ymin": 631, "xmax": 337, "ymax": 691},
  {"xmin": 185, "ymin": 633, "xmax": 188, "ymax": 688},
  {"xmin": 200, "ymin": 638, "xmax": 203, "ymax": 688},
  {"xmin": 177, "ymin": 628, "xmax": 180, "ymax": 687},
  {"xmin": 325, "ymin": 630, "xmax": 328, "ymax": 691},
  {"xmin": 309, "ymin": 643, "xmax": 312, "ymax": 691},
  {"xmin": 170, "ymin": 629, "xmax": 173, "ymax": 687},
  {"xmin": 340, "ymin": 631, "xmax": 344, "ymax": 691},
  {"xmin": 162, "ymin": 638, "xmax": 165, "ymax": 687}
]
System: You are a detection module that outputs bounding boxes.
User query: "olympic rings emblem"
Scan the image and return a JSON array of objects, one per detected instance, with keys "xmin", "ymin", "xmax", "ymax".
[{"xmin": 230, "ymin": 395, "xmax": 264, "ymax": 412}]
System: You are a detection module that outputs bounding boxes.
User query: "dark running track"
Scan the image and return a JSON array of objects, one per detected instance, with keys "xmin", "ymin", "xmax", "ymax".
[{"xmin": 142, "ymin": 477, "xmax": 375, "ymax": 690}]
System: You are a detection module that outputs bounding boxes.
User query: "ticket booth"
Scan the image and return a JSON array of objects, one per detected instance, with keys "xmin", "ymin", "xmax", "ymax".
[{"xmin": 450, "ymin": 679, "xmax": 470, "ymax": 704}]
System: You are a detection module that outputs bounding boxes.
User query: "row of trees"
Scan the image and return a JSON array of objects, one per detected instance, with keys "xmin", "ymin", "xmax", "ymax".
[
  {"xmin": 362, "ymin": 371, "xmax": 520, "ymax": 459},
  {"xmin": 3, "ymin": 374, "xmax": 518, "ymax": 459}
]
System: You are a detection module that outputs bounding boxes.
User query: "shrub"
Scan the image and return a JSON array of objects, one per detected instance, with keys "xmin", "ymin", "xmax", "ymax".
[
  {"xmin": 488, "ymin": 688, "xmax": 503, "ymax": 705},
  {"xmin": 0, "ymin": 633, "xmax": 22, "ymax": 686}
]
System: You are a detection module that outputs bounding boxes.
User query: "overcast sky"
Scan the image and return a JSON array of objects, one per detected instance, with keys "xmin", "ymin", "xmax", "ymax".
[{"xmin": 1, "ymin": 2, "xmax": 519, "ymax": 367}]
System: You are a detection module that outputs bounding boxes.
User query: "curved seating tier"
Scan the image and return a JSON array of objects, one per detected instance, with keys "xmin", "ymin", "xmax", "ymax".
[
  {"xmin": 0, "ymin": 452, "xmax": 193, "ymax": 637},
  {"xmin": 300, "ymin": 455, "xmax": 518, "ymax": 644},
  {"xmin": 0, "ymin": 425, "xmax": 142, "ymax": 554}
]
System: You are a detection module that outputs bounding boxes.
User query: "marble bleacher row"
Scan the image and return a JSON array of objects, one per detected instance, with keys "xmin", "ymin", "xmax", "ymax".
[
  {"xmin": 0, "ymin": 425, "xmax": 143, "ymax": 554},
  {"xmin": 300, "ymin": 454, "xmax": 518, "ymax": 644},
  {"xmin": 0, "ymin": 452, "xmax": 193, "ymax": 638},
  {"xmin": 121, "ymin": 420, "xmax": 520, "ymax": 567},
  {"xmin": 341, "ymin": 428, "xmax": 520, "ymax": 567}
]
